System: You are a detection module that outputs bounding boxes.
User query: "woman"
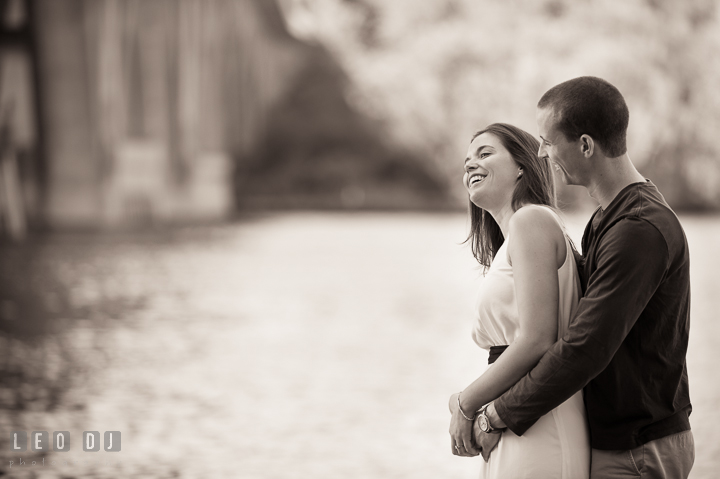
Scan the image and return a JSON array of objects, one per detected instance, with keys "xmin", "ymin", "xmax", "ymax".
[{"xmin": 448, "ymin": 123, "xmax": 590, "ymax": 478}]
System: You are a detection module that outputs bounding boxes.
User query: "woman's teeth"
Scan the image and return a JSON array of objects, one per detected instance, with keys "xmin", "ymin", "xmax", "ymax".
[{"xmin": 470, "ymin": 174, "xmax": 486, "ymax": 186}]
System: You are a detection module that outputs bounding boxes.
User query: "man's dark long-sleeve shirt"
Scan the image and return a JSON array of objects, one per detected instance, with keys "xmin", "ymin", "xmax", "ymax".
[{"xmin": 494, "ymin": 181, "xmax": 692, "ymax": 450}]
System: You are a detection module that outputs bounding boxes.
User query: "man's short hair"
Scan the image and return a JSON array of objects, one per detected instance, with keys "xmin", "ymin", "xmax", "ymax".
[{"xmin": 538, "ymin": 76, "xmax": 629, "ymax": 157}]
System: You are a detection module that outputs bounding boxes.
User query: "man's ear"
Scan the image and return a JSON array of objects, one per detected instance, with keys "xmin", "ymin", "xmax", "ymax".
[{"xmin": 579, "ymin": 134, "xmax": 594, "ymax": 158}]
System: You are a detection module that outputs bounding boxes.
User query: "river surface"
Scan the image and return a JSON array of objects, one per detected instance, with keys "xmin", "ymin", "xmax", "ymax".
[{"xmin": 3, "ymin": 212, "xmax": 719, "ymax": 478}]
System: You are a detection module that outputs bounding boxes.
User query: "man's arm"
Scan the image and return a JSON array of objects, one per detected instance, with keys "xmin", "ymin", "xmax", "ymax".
[{"xmin": 494, "ymin": 218, "xmax": 669, "ymax": 435}]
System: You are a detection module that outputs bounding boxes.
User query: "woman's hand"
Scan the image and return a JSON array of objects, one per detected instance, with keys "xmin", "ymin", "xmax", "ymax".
[{"xmin": 448, "ymin": 393, "xmax": 481, "ymax": 457}]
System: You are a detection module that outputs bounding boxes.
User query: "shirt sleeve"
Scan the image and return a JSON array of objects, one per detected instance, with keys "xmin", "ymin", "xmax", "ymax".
[{"xmin": 494, "ymin": 217, "xmax": 669, "ymax": 435}]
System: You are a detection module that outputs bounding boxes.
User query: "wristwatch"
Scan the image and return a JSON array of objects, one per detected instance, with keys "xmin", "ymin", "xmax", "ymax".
[{"xmin": 477, "ymin": 404, "xmax": 503, "ymax": 434}]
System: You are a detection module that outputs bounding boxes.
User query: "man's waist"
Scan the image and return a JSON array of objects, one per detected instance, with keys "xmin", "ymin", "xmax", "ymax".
[{"xmin": 588, "ymin": 404, "xmax": 692, "ymax": 450}]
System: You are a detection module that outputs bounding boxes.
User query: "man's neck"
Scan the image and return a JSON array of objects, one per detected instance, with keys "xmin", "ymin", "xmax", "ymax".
[{"xmin": 585, "ymin": 154, "xmax": 646, "ymax": 210}]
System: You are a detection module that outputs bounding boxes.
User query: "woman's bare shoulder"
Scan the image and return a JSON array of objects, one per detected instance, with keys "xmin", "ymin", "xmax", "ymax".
[
  {"xmin": 508, "ymin": 205, "xmax": 566, "ymax": 266},
  {"xmin": 509, "ymin": 204, "xmax": 563, "ymax": 236}
]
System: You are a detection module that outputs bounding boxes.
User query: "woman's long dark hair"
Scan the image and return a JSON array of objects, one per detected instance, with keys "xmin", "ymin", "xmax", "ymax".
[{"xmin": 465, "ymin": 123, "xmax": 557, "ymax": 268}]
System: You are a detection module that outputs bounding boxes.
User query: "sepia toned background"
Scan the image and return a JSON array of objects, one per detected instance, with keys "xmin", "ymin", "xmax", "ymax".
[{"xmin": 0, "ymin": 0, "xmax": 718, "ymax": 477}]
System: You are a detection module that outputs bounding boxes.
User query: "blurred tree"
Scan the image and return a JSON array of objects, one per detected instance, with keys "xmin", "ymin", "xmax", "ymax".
[
  {"xmin": 236, "ymin": 41, "xmax": 448, "ymax": 209},
  {"xmin": 280, "ymin": 0, "xmax": 720, "ymax": 210},
  {"xmin": 28, "ymin": 0, "xmax": 451, "ymax": 228},
  {"xmin": 636, "ymin": 0, "xmax": 720, "ymax": 210}
]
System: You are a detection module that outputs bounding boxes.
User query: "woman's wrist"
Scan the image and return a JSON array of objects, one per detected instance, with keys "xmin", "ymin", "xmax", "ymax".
[{"xmin": 456, "ymin": 391, "xmax": 479, "ymax": 421}]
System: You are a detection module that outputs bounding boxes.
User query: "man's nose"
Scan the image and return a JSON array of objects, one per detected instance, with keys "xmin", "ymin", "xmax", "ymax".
[{"xmin": 538, "ymin": 143, "xmax": 546, "ymax": 157}]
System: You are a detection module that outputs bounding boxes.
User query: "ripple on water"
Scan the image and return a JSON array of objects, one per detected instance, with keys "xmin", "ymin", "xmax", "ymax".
[{"xmin": 2, "ymin": 212, "xmax": 718, "ymax": 478}]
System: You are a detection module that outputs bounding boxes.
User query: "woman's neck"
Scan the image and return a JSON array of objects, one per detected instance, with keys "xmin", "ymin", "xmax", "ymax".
[{"xmin": 488, "ymin": 201, "xmax": 517, "ymax": 238}]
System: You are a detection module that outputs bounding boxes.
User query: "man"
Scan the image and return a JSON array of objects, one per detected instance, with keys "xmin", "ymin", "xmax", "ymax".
[{"xmin": 482, "ymin": 76, "xmax": 694, "ymax": 477}]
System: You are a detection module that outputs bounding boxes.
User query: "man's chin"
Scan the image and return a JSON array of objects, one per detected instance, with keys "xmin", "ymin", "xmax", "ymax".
[
  {"xmin": 556, "ymin": 170, "xmax": 580, "ymax": 187},
  {"xmin": 553, "ymin": 169, "xmax": 571, "ymax": 185},
  {"xmin": 563, "ymin": 174, "xmax": 582, "ymax": 187}
]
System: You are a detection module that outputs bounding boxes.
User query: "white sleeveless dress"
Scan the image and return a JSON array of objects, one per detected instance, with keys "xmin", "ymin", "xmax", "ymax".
[{"xmin": 471, "ymin": 208, "xmax": 590, "ymax": 479}]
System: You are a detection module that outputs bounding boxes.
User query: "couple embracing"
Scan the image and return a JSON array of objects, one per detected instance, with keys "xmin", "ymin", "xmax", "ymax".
[{"xmin": 449, "ymin": 77, "xmax": 694, "ymax": 478}]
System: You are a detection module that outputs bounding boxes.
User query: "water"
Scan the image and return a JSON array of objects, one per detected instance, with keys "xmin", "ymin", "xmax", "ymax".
[{"xmin": 2, "ymin": 212, "xmax": 718, "ymax": 478}]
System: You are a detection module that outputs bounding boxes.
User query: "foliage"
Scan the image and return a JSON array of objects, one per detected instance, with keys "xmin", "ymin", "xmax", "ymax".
[
  {"xmin": 279, "ymin": 0, "xmax": 720, "ymax": 210},
  {"xmin": 236, "ymin": 42, "xmax": 450, "ymax": 209}
]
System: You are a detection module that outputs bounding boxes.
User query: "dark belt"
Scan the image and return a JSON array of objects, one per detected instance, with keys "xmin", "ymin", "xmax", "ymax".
[{"xmin": 488, "ymin": 345, "xmax": 509, "ymax": 364}]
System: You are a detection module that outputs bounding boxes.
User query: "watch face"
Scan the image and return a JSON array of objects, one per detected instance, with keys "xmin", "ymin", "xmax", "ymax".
[{"xmin": 479, "ymin": 415, "xmax": 490, "ymax": 432}]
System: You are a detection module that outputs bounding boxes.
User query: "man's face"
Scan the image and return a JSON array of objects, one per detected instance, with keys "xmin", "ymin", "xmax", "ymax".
[{"xmin": 536, "ymin": 107, "xmax": 584, "ymax": 186}]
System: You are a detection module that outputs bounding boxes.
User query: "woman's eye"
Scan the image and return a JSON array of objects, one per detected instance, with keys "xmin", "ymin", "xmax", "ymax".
[{"xmin": 480, "ymin": 153, "xmax": 490, "ymax": 159}]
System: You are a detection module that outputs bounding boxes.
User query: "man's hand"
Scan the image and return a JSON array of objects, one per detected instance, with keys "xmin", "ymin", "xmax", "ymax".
[
  {"xmin": 472, "ymin": 402, "xmax": 505, "ymax": 462},
  {"xmin": 472, "ymin": 418, "xmax": 502, "ymax": 462},
  {"xmin": 486, "ymin": 402, "xmax": 507, "ymax": 429}
]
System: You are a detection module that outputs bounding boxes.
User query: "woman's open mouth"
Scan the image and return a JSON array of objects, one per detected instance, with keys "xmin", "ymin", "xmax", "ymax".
[{"xmin": 468, "ymin": 174, "xmax": 487, "ymax": 187}]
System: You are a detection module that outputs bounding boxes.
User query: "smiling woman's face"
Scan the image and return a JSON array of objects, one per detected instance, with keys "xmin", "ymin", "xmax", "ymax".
[{"xmin": 463, "ymin": 132, "xmax": 520, "ymax": 211}]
